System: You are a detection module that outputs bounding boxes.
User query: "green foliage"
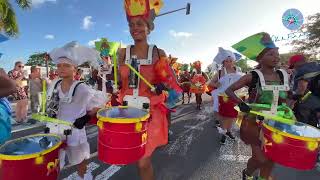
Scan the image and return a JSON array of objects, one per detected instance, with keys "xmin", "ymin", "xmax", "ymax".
[
  {"xmin": 26, "ymin": 52, "xmax": 55, "ymax": 68},
  {"xmin": 0, "ymin": 0, "xmax": 31, "ymax": 37},
  {"xmin": 291, "ymin": 13, "xmax": 320, "ymax": 58},
  {"xmin": 236, "ymin": 58, "xmax": 252, "ymax": 72}
]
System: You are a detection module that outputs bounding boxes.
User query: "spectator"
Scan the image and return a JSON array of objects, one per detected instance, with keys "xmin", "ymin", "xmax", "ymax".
[
  {"xmin": 74, "ymin": 68, "xmax": 84, "ymax": 81},
  {"xmin": 49, "ymin": 69, "xmax": 58, "ymax": 80},
  {"xmin": 29, "ymin": 65, "xmax": 43, "ymax": 124},
  {"xmin": 8, "ymin": 61, "xmax": 29, "ymax": 123},
  {"xmin": 0, "ymin": 68, "xmax": 16, "ymax": 144}
]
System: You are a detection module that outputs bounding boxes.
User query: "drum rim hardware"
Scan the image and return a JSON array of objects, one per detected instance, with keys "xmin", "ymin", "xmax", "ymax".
[
  {"xmin": 97, "ymin": 106, "xmax": 150, "ymax": 124},
  {"xmin": 0, "ymin": 134, "xmax": 62, "ymax": 161},
  {"xmin": 263, "ymin": 120, "xmax": 320, "ymax": 142}
]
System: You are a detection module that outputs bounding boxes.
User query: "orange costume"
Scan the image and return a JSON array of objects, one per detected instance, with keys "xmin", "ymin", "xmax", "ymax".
[
  {"xmin": 190, "ymin": 61, "xmax": 208, "ymax": 94},
  {"xmin": 118, "ymin": 45, "xmax": 168, "ymax": 157}
]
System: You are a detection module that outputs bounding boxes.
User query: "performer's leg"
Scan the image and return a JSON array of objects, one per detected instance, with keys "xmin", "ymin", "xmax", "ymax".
[
  {"xmin": 182, "ymin": 92, "xmax": 185, "ymax": 104},
  {"xmin": 137, "ymin": 157, "xmax": 155, "ymax": 180},
  {"xmin": 260, "ymin": 159, "xmax": 274, "ymax": 179},
  {"xmin": 245, "ymin": 145, "xmax": 264, "ymax": 176},
  {"xmin": 188, "ymin": 92, "xmax": 191, "ymax": 103},
  {"xmin": 224, "ymin": 117, "xmax": 236, "ymax": 139},
  {"xmin": 77, "ymin": 159, "xmax": 88, "ymax": 178},
  {"xmin": 15, "ymin": 99, "xmax": 23, "ymax": 122}
]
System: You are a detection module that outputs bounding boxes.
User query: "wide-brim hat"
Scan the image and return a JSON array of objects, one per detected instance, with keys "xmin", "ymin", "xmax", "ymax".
[
  {"xmin": 232, "ymin": 32, "xmax": 277, "ymax": 60},
  {"xmin": 49, "ymin": 41, "xmax": 100, "ymax": 68},
  {"xmin": 213, "ymin": 47, "xmax": 236, "ymax": 65}
]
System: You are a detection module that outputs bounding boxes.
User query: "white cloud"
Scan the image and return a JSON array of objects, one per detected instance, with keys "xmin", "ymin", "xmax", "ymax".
[
  {"xmin": 82, "ymin": 16, "xmax": 95, "ymax": 30},
  {"xmin": 88, "ymin": 38, "xmax": 101, "ymax": 47},
  {"xmin": 44, "ymin": 34, "xmax": 55, "ymax": 40},
  {"xmin": 31, "ymin": 0, "xmax": 56, "ymax": 6},
  {"xmin": 169, "ymin": 30, "xmax": 193, "ymax": 38},
  {"xmin": 105, "ymin": 24, "xmax": 111, "ymax": 27}
]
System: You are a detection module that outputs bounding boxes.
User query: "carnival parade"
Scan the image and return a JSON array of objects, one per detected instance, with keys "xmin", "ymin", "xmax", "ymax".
[{"xmin": 0, "ymin": 0, "xmax": 320, "ymax": 180}]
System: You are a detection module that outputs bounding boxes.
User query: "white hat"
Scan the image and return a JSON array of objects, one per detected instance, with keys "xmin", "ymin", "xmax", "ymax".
[
  {"xmin": 213, "ymin": 47, "xmax": 236, "ymax": 65},
  {"xmin": 49, "ymin": 41, "xmax": 100, "ymax": 68}
]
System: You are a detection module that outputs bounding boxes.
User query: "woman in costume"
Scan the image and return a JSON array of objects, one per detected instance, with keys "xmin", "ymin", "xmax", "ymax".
[
  {"xmin": 210, "ymin": 47, "xmax": 244, "ymax": 144},
  {"xmin": 117, "ymin": 1, "xmax": 180, "ymax": 179},
  {"xmin": 190, "ymin": 60, "xmax": 208, "ymax": 110},
  {"xmin": 225, "ymin": 32, "xmax": 290, "ymax": 180},
  {"xmin": 8, "ymin": 61, "xmax": 29, "ymax": 123}
]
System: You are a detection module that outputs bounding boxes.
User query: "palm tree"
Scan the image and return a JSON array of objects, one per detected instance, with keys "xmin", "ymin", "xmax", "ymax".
[{"xmin": 0, "ymin": 0, "xmax": 31, "ymax": 37}]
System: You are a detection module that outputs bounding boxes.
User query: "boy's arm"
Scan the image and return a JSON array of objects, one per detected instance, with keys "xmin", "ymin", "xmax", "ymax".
[{"xmin": 0, "ymin": 68, "xmax": 16, "ymax": 97}]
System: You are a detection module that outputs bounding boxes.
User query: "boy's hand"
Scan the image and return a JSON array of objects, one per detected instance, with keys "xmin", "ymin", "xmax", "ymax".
[{"xmin": 73, "ymin": 114, "xmax": 90, "ymax": 129}]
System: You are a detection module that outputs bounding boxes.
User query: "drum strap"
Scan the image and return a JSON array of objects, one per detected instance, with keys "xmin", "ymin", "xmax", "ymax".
[
  {"xmin": 47, "ymin": 79, "xmax": 84, "ymax": 104},
  {"xmin": 252, "ymin": 69, "xmax": 290, "ymax": 114},
  {"xmin": 125, "ymin": 45, "xmax": 155, "ymax": 96}
]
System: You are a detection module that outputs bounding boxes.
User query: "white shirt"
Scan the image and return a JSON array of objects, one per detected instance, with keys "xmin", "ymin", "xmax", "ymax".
[{"xmin": 56, "ymin": 82, "xmax": 94, "ymax": 146}]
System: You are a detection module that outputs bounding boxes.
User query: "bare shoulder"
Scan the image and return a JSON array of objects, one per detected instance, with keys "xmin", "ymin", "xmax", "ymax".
[
  {"xmin": 117, "ymin": 48, "xmax": 126, "ymax": 65},
  {"xmin": 152, "ymin": 47, "xmax": 167, "ymax": 58}
]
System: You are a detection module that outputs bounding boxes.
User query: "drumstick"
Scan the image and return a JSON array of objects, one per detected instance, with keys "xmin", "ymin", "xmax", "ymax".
[
  {"xmin": 42, "ymin": 79, "xmax": 46, "ymax": 114},
  {"xmin": 113, "ymin": 56, "xmax": 118, "ymax": 90},
  {"xmin": 234, "ymin": 106, "xmax": 295, "ymax": 125},
  {"xmin": 31, "ymin": 114, "xmax": 73, "ymax": 126},
  {"xmin": 125, "ymin": 63, "xmax": 155, "ymax": 91}
]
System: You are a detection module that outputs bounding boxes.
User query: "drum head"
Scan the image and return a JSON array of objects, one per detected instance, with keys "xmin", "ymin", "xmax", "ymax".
[
  {"xmin": 265, "ymin": 120, "xmax": 320, "ymax": 138},
  {"xmin": 98, "ymin": 107, "xmax": 148, "ymax": 120},
  {"xmin": 0, "ymin": 135, "xmax": 60, "ymax": 156}
]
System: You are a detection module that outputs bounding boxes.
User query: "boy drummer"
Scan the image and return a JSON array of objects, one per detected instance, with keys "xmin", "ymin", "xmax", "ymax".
[{"xmin": 48, "ymin": 42, "xmax": 101, "ymax": 180}]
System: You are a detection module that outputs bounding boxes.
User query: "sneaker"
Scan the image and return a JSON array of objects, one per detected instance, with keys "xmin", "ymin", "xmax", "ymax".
[
  {"xmin": 214, "ymin": 120, "xmax": 220, "ymax": 128},
  {"xmin": 242, "ymin": 169, "xmax": 255, "ymax": 180},
  {"xmin": 220, "ymin": 135, "xmax": 226, "ymax": 145},
  {"xmin": 226, "ymin": 132, "xmax": 236, "ymax": 140}
]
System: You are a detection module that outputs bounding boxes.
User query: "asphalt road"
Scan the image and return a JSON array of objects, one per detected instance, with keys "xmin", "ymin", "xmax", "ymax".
[{"xmin": 8, "ymin": 95, "xmax": 320, "ymax": 180}]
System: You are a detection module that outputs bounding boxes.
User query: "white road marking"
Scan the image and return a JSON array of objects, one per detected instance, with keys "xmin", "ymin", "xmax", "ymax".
[
  {"xmin": 95, "ymin": 165, "xmax": 122, "ymax": 180},
  {"xmin": 184, "ymin": 125, "xmax": 204, "ymax": 131},
  {"xmin": 218, "ymin": 154, "xmax": 251, "ymax": 163}
]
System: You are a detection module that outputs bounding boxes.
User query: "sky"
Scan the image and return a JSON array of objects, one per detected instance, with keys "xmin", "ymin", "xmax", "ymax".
[{"xmin": 0, "ymin": 0, "xmax": 320, "ymax": 71}]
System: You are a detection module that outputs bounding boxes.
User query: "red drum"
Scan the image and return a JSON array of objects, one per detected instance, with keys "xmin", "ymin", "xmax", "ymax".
[
  {"xmin": 262, "ymin": 119, "xmax": 320, "ymax": 170},
  {"xmin": 0, "ymin": 134, "xmax": 62, "ymax": 180},
  {"xmin": 218, "ymin": 94, "xmax": 244, "ymax": 118},
  {"xmin": 97, "ymin": 106, "xmax": 149, "ymax": 165}
]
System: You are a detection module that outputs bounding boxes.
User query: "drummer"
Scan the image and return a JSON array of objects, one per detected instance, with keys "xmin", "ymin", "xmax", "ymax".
[
  {"xmin": 225, "ymin": 32, "xmax": 290, "ymax": 180},
  {"xmin": 116, "ymin": 0, "xmax": 178, "ymax": 179},
  {"xmin": 49, "ymin": 42, "xmax": 103, "ymax": 180},
  {"xmin": 209, "ymin": 47, "xmax": 243, "ymax": 144}
]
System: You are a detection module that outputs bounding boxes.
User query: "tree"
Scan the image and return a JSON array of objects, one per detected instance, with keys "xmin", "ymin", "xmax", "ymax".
[
  {"xmin": 291, "ymin": 13, "xmax": 320, "ymax": 58},
  {"xmin": 0, "ymin": 0, "xmax": 31, "ymax": 37},
  {"xmin": 236, "ymin": 58, "xmax": 252, "ymax": 72},
  {"xmin": 26, "ymin": 52, "xmax": 55, "ymax": 68}
]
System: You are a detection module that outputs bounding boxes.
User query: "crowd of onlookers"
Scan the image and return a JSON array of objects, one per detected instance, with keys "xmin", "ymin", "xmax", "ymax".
[{"xmin": 3, "ymin": 61, "xmax": 90, "ymax": 125}]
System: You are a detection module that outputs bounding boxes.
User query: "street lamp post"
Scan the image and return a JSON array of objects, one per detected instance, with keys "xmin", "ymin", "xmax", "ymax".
[{"xmin": 156, "ymin": 3, "xmax": 191, "ymax": 17}]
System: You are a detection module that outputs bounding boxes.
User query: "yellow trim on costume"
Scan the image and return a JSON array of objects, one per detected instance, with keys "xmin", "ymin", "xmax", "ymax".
[
  {"xmin": 263, "ymin": 123, "xmax": 320, "ymax": 142},
  {"xmin": 97, "ymin": 106, "xmax": 150, "ymax": 124},
  {"xmin": 32, "ymin": 114, "xmax": 73, "ymax": 126},
  {"xmin": 0, "ymin": 134, "xmax": 62, "ymax": 161}
]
